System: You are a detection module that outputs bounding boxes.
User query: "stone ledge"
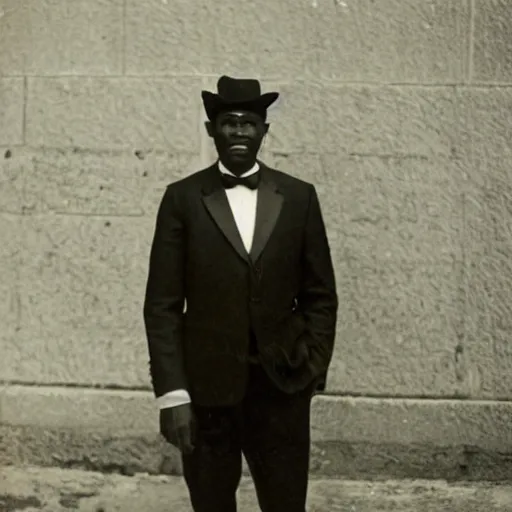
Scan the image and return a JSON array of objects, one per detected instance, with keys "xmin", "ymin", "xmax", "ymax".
[
  {"xmin": 0, "ymin": 385, "xmax": 157, "ymax": 435},
  {"xmin": 2, "ymin": 385, "xmax": 512, "ymax": 480}
]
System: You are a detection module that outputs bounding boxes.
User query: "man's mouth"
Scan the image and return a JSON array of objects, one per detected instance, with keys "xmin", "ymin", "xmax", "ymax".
[{"xmin": 229, "ymin": 144, "xmax": 249, "ymax": 152}]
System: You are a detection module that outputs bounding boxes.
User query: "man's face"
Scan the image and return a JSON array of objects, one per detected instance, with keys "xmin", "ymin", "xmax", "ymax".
[{"xmin": 206, "ymin": 110, "xmax": 268, "ymax": 174}]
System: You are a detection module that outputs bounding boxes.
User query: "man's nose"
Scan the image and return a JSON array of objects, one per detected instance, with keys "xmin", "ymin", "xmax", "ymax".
[{"xmin": 233, "ymin": 123, "xmax": 246, "ymax": 135}]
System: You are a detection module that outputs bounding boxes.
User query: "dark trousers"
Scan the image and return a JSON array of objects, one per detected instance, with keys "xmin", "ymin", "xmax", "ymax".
[{"xmin": 181, "ymin": 362, "xmax": 315, "ymax": 512}]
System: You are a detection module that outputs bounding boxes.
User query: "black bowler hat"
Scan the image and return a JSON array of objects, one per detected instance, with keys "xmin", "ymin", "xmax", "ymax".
[{"xmin": 201, "ymin": 75, "xmax": 279, "ymax": 121}]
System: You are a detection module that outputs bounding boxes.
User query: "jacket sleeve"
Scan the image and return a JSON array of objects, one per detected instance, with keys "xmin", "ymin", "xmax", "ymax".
[
  {"xmin": 297, "ymin": 184, "xmax": 338, "ymax": 383},
  {"xmin": 143, "ymin": 186, "xmax": 188, "ymax": 398}
]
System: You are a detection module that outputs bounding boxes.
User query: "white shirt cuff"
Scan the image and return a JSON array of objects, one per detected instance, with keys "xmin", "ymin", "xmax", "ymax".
[{"xmin": 156, "ymin": 389, "xmax": 191, "ymax": 409}]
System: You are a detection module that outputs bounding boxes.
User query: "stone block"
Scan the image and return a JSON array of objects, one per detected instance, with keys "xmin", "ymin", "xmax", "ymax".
[
  {"xmin": 329, "ymin": 261, "xmax": 466, "ymax": 397},
  {"xmin": 310, "ymin": 395, "xmax": 512, "ymax": 449},
  {"xmin": 0, "ymin": 78, "xmax": 23, "ymax": 146},
  {"xmin": 258, "ymin": 84, "xmax": 466, "ymax": 158},
  {"xmin": 456, "ymin": 88, "xmax": 512, "ymax": 399},
  {"xmin": 25, "ymin": 78, "xmax": 203, "ymax": 151},
  {"xmin": 0, "ymin": 147, "xmax": 202, "ymax": 216},
  {"xmin": 473, "ymin": 0, "xmax": 512, "ymax": 82},
  {"xmin": 125, "ymin": 0, "xmax": 468, "ymax": 83},
  {"xmin": 311, "ymin": 0, "xmax": 470, "ymax": 83},
  {"xmin": 3, "ymin": 215, "xmax": 155, "ymax": 387},
  {"xmin": 125, "ymin": 0, "xmax": 317, "ymax": 79},
  {"xmin": 0, "ymin": 0, "xmax": 123, "ymax": 75}
]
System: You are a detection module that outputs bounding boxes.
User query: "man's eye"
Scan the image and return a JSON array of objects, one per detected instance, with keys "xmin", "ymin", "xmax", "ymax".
[{"xmin": 222, "ymin": 119, "xmax": 255, "ymax": 129}]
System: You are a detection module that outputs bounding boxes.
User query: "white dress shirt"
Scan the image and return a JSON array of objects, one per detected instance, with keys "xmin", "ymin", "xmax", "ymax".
[{"xmin": 156, "ymin": 160, "xmax": 260, "ymax": 409}]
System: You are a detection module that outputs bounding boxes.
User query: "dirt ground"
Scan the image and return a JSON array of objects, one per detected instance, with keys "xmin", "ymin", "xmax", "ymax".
[{"xmin": 1, "ymin": 466, "xmax": 512, "ymax": 512}]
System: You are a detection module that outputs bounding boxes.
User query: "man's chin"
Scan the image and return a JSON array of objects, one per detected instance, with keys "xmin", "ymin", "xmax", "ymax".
[
  {"xmin": 222, "ymin": 153, "xmax": 257, "ymax": 168},
  {"xmin": 230, "ymin": 154, "xmax": 252, "ymax": 162}
]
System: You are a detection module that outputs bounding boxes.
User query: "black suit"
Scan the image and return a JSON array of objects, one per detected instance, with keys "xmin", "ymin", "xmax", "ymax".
[{"xmin": 144, "ymin": 161, "xmax": 338, "ymax": 511}]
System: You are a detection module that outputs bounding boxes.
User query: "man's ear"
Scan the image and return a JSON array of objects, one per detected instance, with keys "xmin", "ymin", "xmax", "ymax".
[{"xmin": 205, "ymin": 121, "xmax": 214, "ymax": 138}]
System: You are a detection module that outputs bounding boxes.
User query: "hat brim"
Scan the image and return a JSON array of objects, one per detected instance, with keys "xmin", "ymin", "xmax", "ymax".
[{"xmin": 201, "ymin": 90, "xmax": 279, "ymax": 121}]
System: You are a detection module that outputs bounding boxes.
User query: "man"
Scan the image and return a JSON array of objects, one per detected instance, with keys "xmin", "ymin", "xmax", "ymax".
[{"xmin": 143, "ymin": 75, "xmax": 338, "ymax": 512}]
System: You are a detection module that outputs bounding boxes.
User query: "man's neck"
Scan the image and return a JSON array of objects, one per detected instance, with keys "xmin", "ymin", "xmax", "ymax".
[{"xmin": 218, "ymin": 159, "xmax": 259, "ymax": 177}]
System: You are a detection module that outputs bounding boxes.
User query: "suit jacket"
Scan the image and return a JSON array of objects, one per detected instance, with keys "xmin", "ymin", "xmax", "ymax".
[{"xmin": 143, "ymin": 161, "xmax": 338, "ymax": 407}]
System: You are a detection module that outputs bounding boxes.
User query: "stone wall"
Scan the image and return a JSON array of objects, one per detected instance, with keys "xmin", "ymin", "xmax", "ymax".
[{"xmin": 2, "ymin": 0, "xmax": 512, "ymax": 479}]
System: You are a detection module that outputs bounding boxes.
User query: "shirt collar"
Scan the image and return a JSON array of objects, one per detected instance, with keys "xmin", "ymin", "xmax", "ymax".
[{"xmin": 218, "ymin": 159, "xmax": 260, "ymax": 178}]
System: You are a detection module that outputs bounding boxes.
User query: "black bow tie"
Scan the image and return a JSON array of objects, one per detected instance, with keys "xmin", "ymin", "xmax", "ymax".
[{"xmin": 220, "ymin": 172, "xmax": 260, "ymax": 190}]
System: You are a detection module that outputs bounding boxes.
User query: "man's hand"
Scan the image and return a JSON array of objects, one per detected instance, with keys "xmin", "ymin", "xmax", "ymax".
[
  {"xmin": 288, "ymin": 340, "xmax": 310, "ymax": 369},
  {"xmin": 160, "ymin": 403, "xmax": 196, "ymax": 454}
]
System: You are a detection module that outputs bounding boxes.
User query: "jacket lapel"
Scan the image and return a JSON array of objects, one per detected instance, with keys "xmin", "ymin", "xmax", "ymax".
[
  {"xmin": 250, "ymin": 164, "xmax": 284, "ymax": 262},
  {"xmin": 202, "ymin": 166, "xmax": 250, "ymax": 263},
  {"xmin": 201, "ymin": 163, "xmax": 284, "ymax": 264}
]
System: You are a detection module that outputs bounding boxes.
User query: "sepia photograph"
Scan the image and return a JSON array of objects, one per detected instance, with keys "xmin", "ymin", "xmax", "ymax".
[{"xmin": 1, "ymin": 0, "xmax": 512, "ymax": 510}]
